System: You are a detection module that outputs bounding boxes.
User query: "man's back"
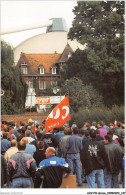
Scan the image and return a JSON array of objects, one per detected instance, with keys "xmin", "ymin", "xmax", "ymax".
[
  {"xmin": 104, "ymin": 142, "xmax": 124, "ymax": 174},
  {"xmin": 8, "ymin": 151, "xmax": 36, "ymax": 181},
  {"xmin": 65, "ymin": 134, "xmax": 82, "ymax": 154},
  {"xmin": 80, "ymin": 139, "xmax": 105, "ymax": 176}
]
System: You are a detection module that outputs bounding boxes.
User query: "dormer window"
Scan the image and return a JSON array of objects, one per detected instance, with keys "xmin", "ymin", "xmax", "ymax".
[
  {"xmin": 52, "ymin": 67, "xmax": 56, "ymax": 74},
  {"xmin": 21, "ymin": 62, "xmax": 27, "ymax": 74},
  {"xmin": 39, "ymin": 66, "xmax": 45, "ymax": 74}
]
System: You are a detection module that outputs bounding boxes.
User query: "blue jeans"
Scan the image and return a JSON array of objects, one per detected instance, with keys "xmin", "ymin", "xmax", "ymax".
[
  {"xmin": 104, "ymin": 169, "xmax": 119, "ymax": 188},
  {"xmin": 67, "ymin": 153, "xmax": 82, "ymax": 185},
  {"xmin": 86, "ymin": 169, "xmax": 104, "ymax": 188},
  {"xmin": 12, "ymin": 177, "xmax": 31, "ymax": 188}
]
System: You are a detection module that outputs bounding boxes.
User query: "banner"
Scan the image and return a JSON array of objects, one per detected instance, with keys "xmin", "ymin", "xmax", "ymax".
[{"xmin": 45, "ymin": 96, "xmax": 71, "ymax": 132}]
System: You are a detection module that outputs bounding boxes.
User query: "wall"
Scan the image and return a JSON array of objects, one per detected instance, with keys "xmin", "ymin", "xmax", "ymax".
[{"xmin": 1, "ymin": 114, "xmax": 47, "ymax": 124}]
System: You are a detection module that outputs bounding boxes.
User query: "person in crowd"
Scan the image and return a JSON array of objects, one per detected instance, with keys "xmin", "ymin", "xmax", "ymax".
[
  {"xmin": 109, "ymin": 123, "xmax": 115, "ymax": 130},
  {"xmin": 34, "ymin": 147, "xmax": 71, "ymax": 188},
  {"xmin": 114, "ymin": 121, "xmax": 122, "ymax": 137},
  {"xmin": 95, "ymin": 129, "xmax": 104, "ymax": 142},
  {"xmin": 65, "ymin": 127, "xmax": 83, "ymax": 186},
  {"xmin": 8, "ymin": 125, "xmax": 16, "ymax": 140},
  {"xmin": 1, "ymin": 132, "xmax": 11, "ymax": 155},
  {"xmin": 97, "ymin": 121, "xmax": 108, "ymax": 138},
  {"xmin": 14, "ymin": 122, "xmax": 21, "ymax": 138},
  {"xmin": 103, "ymin": 122, "xmax": 109, "ymax": 131},
  {"xmin": 82, "ymin": 122, "xmax": 90, "ymax": 131},
  {"xmin": 21, "ymin": 137, "xmax": 36, "ymax": 156},
  {"xmin": 25, "ymin": 130, "xmax": 35, "ymax": 143},
  {"xmin": 4, "ymin": 140, "xmax": 18, "ymax": 163},
  {"xmin": 114, "ymin": 130, "xmax": 125, "ymax": 150},
  {"xmin": 16, "ymin": 129, "xmax": 24, "ymax": 142},
  {"xmin": 107, "ymin": 129, "xmax": 118, "ymax": 141},
  {"xmin": 8, "ymin": 141, "xmax": 36, "ymax": 188},
  {"xmin": 90, "ymin": 122, "xmax": 97, "ymax": 130},
  {"xmin": 30, "ymin": 132, "xmax": 48, "ymax": 151},
  {"xmin": 1, "ymin": 154, "xmax": 8, "ymax": 188},
  {"xmin": 41, "ymin": 129, "xmax": 54, "ymax": 147},
  {"xmin": 104, "ymin": 134, "xmax": 124, "ymax": 188},
  {"xmin": 33, "ymin": 141, "xmax": 46, "ymax": 166},
  {"xmin": 51, "ymin": 126, "xmax": 65, "ymax": 156},
  {"xmin": 80, "ymin": 129, "xmax": 105, "ymax": 188},
  {"xmin": 60, "ymin": 127, "xmax": 72, "ymax": 158},
  {"xmin": 82, "ymin": 130, "xmax": 90, "ymax": 146}
]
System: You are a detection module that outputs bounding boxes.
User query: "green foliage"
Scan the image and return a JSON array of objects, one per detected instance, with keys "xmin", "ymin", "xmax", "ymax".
[
  {"xmin": 70, "ymin": 105, "xmax": 124, "ymax": 128},
  {"xmin": 60, "ymin": 77, "xmax": 103, "ymax": 112},
  {"xmin": 66, "ymin": 1, "xmax": 124, "ymax": 106},
  {"xmin": 1, "ymin": 40, "xmax": 28, "ymax": 114}
]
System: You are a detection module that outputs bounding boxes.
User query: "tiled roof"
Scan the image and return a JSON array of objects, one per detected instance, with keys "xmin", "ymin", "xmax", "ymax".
[{"xmin": 24, "ymin": 53, "xmax": 61, "ymax": 73}]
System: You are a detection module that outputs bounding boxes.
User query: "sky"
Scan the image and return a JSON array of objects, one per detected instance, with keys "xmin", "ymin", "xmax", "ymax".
[{"xmin": 1, "ymin": 1, "xmax": 77, "ymax": 48}]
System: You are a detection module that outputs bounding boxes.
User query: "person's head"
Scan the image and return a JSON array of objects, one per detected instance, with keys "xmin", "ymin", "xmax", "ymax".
[
  {"xmin": 73, "ymin": 127, "xmax": 79, "ymax": 135},
  {"xmin": 8, "ymin": 126, "xmax": 14, "ymax": 134},
  {"xmin": 45, "ymin": 147, "xmax": 56, "ymax": 158},
  {"xmin": 97, "ymin": 121, "xmax": 104, "ymax": 128},
  {"xmin": 121, "ymin": 122, "xmax": 125, "ymax": 129},
  {"xmin": 92, "ymin": 122, "xmax": 97, "ymax": 127},
  {"xmin": 27, "ymin": 125, "xmax": 32, "ymax": 131},
  {"xmin": 36, "ymin": 132, "xmax": 42, "ymax": 139},
  {"xmin": 89, "ymin": 129, "xmax": 96, "ymax": 139},
  {"xmin": 25, "ymin": 130, "xmax": 31, "ymax": 137},
  {"xmin": 120, "ymin": 129, "xmax": 125, "ymax": 137},
  {"xmin": 3, "ymin": 132, "xmax": 9, "ymax": 139},
  {"xmin": 38, "ymin": 141, "xmax": 45, "ymax": 150},
  {"xmin": 21, "ymin": 137, "xmax": 28, "ymax": 144},
  {"xmin": 109, "ymin": 123, "xmax": 114, "ymax": 129},
  {"xmin": 107, "ymin": 129, "xmax": 114, "ymax": 136},
  {"xmin": 17, "ymin": 129, "xmax": 22, "ymax": 136},
  {"xmin": 71, "ymin": 123, "xmax": 77, "ymax": 130},
  {"xmin": 83, "ymin": 122, "xmax": 90, "ymax": 129},
  {"xmin": 11, "ymin": 140, "xmax": 17, "ymax": 147},
  {"xmin": 80, "ymin": 128, "xmax": 85, "ymax": 136},
  {"xmin": 104, "ymin": 134, "xmax": 113, "ymax": 144},
  {"xmin": 18, "ymin": 141, "xmax": 26, "ymax": 151},
  {"xmin": 116, "ymin": 121, "xmax": 121, "ymax": 128},
  {"xmin": 64, "ymin": 127, "xmax": 72, "ymax": 135}
]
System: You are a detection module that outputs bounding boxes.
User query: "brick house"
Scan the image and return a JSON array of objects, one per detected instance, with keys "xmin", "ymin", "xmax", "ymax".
[{"xmin": 17, "ymin": 43, "xmax": 73, "ymax": 110}]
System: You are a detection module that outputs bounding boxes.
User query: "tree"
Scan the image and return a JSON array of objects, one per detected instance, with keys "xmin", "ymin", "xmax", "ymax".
[
  {"xmin": 66, "ymin": 1, "xmax": 124, "ymax": 106},
  {"xmin": 60, "ymin": 77, "xmax": 103, "ymax": 112},
  {"xmin": 1, "ymin": 40, "xmax": 28, "ymax": 114}
]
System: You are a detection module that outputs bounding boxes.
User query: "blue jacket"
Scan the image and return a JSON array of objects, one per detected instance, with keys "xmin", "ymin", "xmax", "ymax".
[
  {"xmin": 65, "ymin": 134, "xmax": 83, "ymax": 154},
  {"xmin": 38, "ymin": 155, "xmax": 67, "ymax": 168},
  {"xmin": 1, "ymin": 139, "xmax": 11, "ymax": 155}
]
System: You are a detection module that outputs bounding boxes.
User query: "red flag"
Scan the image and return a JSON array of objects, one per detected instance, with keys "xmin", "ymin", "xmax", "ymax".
[{"xmin": 45, "ymin": 96, "xmax": 71, "ymax": 132}]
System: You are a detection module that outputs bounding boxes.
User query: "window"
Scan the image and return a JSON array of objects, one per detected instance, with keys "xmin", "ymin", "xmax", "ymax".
[
  {"xmin": 52, "ymin": 67, "xmax": 56, "ymax": 74},
  {"xmin": 27, "ymin": 81, "xmax": 33, "ymax": 88},
  {"xmin": 39, "ymin": 80, "xmax": 46, "ymax": 89},
  {"xmin": 40, "ymin": 67, "xmax": 45, "ymax": 74},
  {"xmin": 21, "ymin": 67, "xmax": 27, "ymax": 74}
]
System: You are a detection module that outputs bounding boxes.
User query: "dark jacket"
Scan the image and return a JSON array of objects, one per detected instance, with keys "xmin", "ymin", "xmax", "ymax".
[
  {"xmin": 104, "ymin": 142, "xmax": 124, "ymax": 174},
  {"xmin": 34, "ymin": 156, "xmax": 71, "ymax": 188},
  {"xmin": 80, "ymin": 138, "xmax": 105, "ymax": 176},
  {"xmin": 1, "ymin": 154, "xmax": 8, "ymax": 187},
  {"xmin": 33, "ymin": 150, "xmax": 46, "ymax": 167},
  {"xmin": 8, "ymin": 151, "xmax": 37, "ymax": 181}
]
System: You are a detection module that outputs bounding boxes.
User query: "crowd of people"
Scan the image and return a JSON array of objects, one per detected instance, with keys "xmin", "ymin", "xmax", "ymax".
[{"xmin": 1, "ymin": 119, "xmax": 125, "ymax": 188}]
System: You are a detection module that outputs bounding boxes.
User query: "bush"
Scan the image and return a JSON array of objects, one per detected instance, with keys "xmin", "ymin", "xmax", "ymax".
[{"xmin": 70, "ymin": 105, "xmax": 124, "ymax": 128}]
